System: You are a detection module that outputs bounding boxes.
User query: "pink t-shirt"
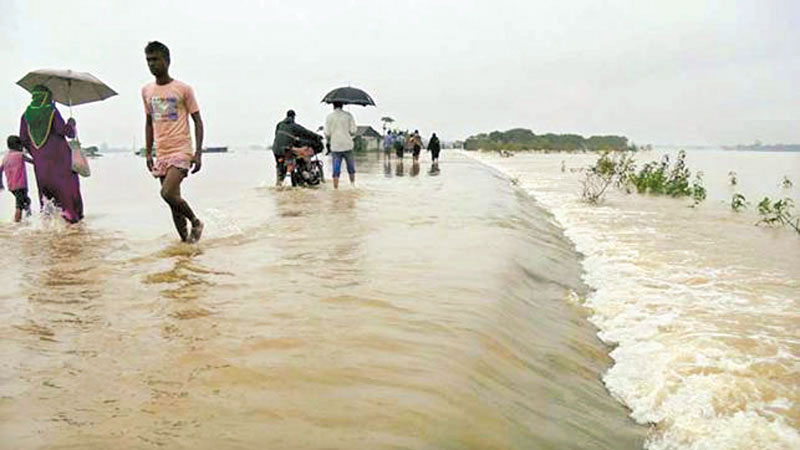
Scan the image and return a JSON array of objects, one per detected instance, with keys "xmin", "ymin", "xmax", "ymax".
[
  {"xmin": 1, "ymin": 151, "xmax": 27, "ymax": 191},
  {"xmin": 141, "ymin": 80, "xmax": 200, "ymax": 158}
]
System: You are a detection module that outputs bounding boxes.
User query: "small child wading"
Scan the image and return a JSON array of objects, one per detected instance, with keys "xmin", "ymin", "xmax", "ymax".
[{"xmin": 0, "ymin": 135, "xmax": 33, "ymax": 222}]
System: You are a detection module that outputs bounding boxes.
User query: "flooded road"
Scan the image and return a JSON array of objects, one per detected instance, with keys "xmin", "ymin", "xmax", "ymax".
[{"xmin": 0, "ymin": 151, "xmax": 644, "ymax": 449}]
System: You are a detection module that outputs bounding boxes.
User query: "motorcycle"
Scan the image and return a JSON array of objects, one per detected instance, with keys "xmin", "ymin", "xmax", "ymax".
[
  {"xmin": 285, "ymin": 129, "xmax": 325, "ymax": 187},
  {"xmin": 285, "ymin": 145, "xmax": 325, "ymax": 187}
]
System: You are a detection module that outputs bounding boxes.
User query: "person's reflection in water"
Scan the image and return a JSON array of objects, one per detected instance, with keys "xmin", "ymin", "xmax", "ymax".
[
  {"xmin": 21, "ymin": 225, "xmax": 108, "ymax": 313},
  {"xmin": 320, "ymin": 190, "xmax": 365, "ymax": 286},
  {"xmin": 410, "ymin": 160, "xmax": 420, "ymax": 177},
  {"xmin": 383, "ymin": 159, "xmax": 392, "ymax": 178},
  {"xmin": 395, "ymin": 159, "xmax": 404, "ymax": 177},
  {"xmin": 428, "ymin": 162, "xmax": 440, "ymax": 176},
  {"xmin": 11, "ymin": 226, "xmax": 120, "ymax": 442}
]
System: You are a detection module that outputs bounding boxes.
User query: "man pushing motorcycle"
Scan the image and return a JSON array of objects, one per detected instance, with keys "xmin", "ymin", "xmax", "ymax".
[{"xmin": 271, "ymin": 110, "xmax": 323, "ymax": 186}]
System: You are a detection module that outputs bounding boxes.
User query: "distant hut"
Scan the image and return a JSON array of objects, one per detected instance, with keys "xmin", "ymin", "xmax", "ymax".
[{"xmin": 354, "ymin": 126, "xmax": 382, "ymax": 151}]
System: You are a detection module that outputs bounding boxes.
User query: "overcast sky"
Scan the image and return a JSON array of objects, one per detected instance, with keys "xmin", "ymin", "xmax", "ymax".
[{"xmin": 1, "ymin": 0, "xmax": 798, "ymax": 147}]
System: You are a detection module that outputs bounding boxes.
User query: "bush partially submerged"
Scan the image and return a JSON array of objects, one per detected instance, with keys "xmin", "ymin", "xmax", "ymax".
[
  {"xmin": 581, "ymin": 151, "xmax": 635, "ymax": 204},
  {"xmin": 630, "ymin": 151, "xmax": 698, "ymax": 197},
  {"xmin": 731, "ymin": 193, "xmax": 747, "ymax": 212},
  {"xmin": 690, "ymin": 172, "xmax": 707, "ymax": 206},
  {"xmin": 756, "ymin": 197, "xmax": 799, "ymax": 233},
  {"xmin": 582, "ymin": 150, "xmax": 705, "ymax": 205},
  {"xmin": 580, "ymin": 153, "xmax": 798, "ymax": 235}
]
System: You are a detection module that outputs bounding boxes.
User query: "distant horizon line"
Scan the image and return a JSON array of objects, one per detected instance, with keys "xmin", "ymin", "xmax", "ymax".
[{"xmin": 81, "ymin": 139, "xmax": 800, "ymax": 151}]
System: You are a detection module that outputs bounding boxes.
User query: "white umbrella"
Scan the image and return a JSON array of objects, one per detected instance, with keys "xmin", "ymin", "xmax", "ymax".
[{"xmin": 17, "ymin": 69, "xmax": 117, "ymax": 117}]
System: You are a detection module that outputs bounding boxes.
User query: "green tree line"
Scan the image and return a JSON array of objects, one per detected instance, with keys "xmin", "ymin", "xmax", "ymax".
[{"xmin": 464, "ymin": 128, "xmax": 632, "ymax": 151}]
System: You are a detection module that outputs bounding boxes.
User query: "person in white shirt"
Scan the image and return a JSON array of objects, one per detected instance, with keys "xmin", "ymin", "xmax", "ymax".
[{"xmin": 324, "ymin": 102, "xmax": 357, "ymax": 189}]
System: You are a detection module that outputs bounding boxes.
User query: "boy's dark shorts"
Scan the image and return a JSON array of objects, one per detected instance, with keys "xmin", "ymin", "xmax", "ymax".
[{"xmin": 11, "ymin": 188, "xmax": 31, "ymax": 210}]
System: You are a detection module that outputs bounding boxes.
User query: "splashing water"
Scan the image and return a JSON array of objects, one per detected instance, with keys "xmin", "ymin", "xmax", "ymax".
[{"xmin": 468, "ymin": 150, "xmax": 800, "ymax": 450}]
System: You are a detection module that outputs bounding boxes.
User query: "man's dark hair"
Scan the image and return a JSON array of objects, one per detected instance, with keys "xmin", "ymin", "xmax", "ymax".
[
  {"xmin": 333, "ymin": 102, "xmax": 343, "ymax": 109},
  {"xmin": 7, "ymin": 135, "xmax": 22, "ymax": 150},
  {"xmin": 286, "ymin": 109, "xmax": 295, "ymax": 118},
  {"xmin": 145, "ymin": 41, "xmax": 170, "ymax": 63}
]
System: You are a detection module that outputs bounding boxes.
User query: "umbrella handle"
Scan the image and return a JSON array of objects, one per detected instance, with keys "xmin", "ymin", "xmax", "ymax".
[
  {"xmin": 66, "ymin": 80, "xmax": 78, "ymax": 143},
  {"xmin": 68, "ymin": 79, "xmax": 73, "ymax": 118}
]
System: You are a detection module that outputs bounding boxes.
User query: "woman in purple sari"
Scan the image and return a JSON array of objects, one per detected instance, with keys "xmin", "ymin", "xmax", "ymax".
[{"xmin": 19, "ymin": 85, "xmax": 84, "ymax": 223}]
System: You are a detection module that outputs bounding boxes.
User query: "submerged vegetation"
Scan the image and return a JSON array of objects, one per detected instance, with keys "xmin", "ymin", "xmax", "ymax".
[
  {"xmin": 731, "ymin": 193, "xmax": 748, "ymax": 212},
  {"xmin": 690, "ymin": 173, "xmax": 708, "ymax": 206},
  {"xmin": 465, "ymin": 128, "xmax": 636, "ymax": 152},
  {"xmin": 578, "ymin": 152, "xmax": 800, "ymax": 237},
  {"xmin": 581, "ymin": 150, "xmax": 706, "ymax": 205},
  {"xmin": 629, "ymin": 151, "xmax": 706, "ymax": 205},
  {"xmin": 756, "ymin": 197, "xmax": 799, "ymax": 233},
  {"xmin": 580, "ymin": 152, "xmax": 799, "ymax": 234},
  {"xmin": 581, "ymin": 151, "xmax": 636, "ymax": 203}
]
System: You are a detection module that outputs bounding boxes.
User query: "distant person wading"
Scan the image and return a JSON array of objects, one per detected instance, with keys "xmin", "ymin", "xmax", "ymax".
[
  {"xmin": 410, "ymin": 130, "xmax": 423, "ymax": 162},
  {"xmin": 427, "ymin": 132, "xmax": 440, "ymax": 163},
  {"xmin": 383, "ymin": 130, "xmax": 395, "ymax": 159},
  {"xmin": 394, "ymin": 131, "xmax": 405, "ymax": 159}
]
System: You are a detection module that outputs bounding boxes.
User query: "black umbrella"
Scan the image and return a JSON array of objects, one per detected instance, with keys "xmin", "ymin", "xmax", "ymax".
[{"xmin": 321, "ymin": 86, "xmax": 375, "ymax": 106}]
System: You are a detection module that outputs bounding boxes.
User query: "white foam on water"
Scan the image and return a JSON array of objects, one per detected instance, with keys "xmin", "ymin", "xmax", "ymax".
[
  {"xmin": 5, "ymin": 198, "xmax": 73, "ymax": 235},
  {"xmin": 202, "ymin": 207, "xmax": 244, "ymax": 238},
  {"xmin": 464, "ymin": 151, "xmax": 800, "ymax": 450}
]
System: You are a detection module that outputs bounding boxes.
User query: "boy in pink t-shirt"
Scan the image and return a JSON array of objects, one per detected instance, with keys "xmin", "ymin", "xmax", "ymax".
[
  {"xmin": 142, "ymin": 41, "xmax": 204, "ymax": 243},
  {"xmin": 0, "ymin": 135, "xmax": 33, "ymax": 222}
]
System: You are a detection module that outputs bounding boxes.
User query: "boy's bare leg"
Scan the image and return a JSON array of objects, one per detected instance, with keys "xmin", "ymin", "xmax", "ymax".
[
  {"xmin": 160, "ymin": 167, "xmax": 202, "ymax": 242},
  {"xmin": 333, "ymin": 177, "xmax": 339, "ymax": 189},
  {"xmin": 170, "ymin": 206, "xmax": 189, "ymax": 241},
  {"xmin": 159, "ymin": 174, "xmax": 188, "ymax": 241},
  {"xmin": 348, "ymin": 173, "xmax": 355, "ymax": 185},
  {"xmin": 14, "ymin": 208, "xmax": 22, "ymax": 223}
]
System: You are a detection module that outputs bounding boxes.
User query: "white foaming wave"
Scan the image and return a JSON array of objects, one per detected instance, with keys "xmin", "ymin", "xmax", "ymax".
[
  {"xmin": 7, "ymin": 198, "xmax": 74, "ymax": 235},
  {"xmin": 648, "ymin": 409, "xmax": 800, "ymax": 450},
  {"xmin": 465, "ymin": 152, "xmax": 800, "ymax": 450},
  {"xmin": 202, "ymin": 207, "xmax": 244, "ymax": 238}
]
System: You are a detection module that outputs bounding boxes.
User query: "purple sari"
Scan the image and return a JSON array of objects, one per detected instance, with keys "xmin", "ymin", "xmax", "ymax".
[{"xmin": 19, "ymin": 108, "xmax": 84, "ymax": 223}]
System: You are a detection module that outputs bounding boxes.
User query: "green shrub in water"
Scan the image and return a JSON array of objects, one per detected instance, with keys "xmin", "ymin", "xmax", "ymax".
[
  {"xmin": 581, "ymin": 151, "xmax": 636, "ymax": 203},
  {"xmin": 756, "ymin": 197, "xmax": 799, "ymax": 234},
  {"xmin": 731, "ymin": 193, "xmax": 747, "ymax": 212},
  {"xmin": 583, "ymin": 150, "xmax": 706, "ymax": 205},
  {"xmin": 690, "ymin": 172, "xmax": 707, "ymax": 206},
  {"xmin": 631, "ymin": 151, "xmax": 697, "ymax": 197}
]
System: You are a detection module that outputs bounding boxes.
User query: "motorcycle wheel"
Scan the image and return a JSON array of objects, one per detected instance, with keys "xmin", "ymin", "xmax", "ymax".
[
  {"xmin": 290, "ymin": 170, "xmax": 302, "ymax": 187},
  {"xmin": 315, "ymin": 161, "xmax": 325, "ymax": 183}
]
